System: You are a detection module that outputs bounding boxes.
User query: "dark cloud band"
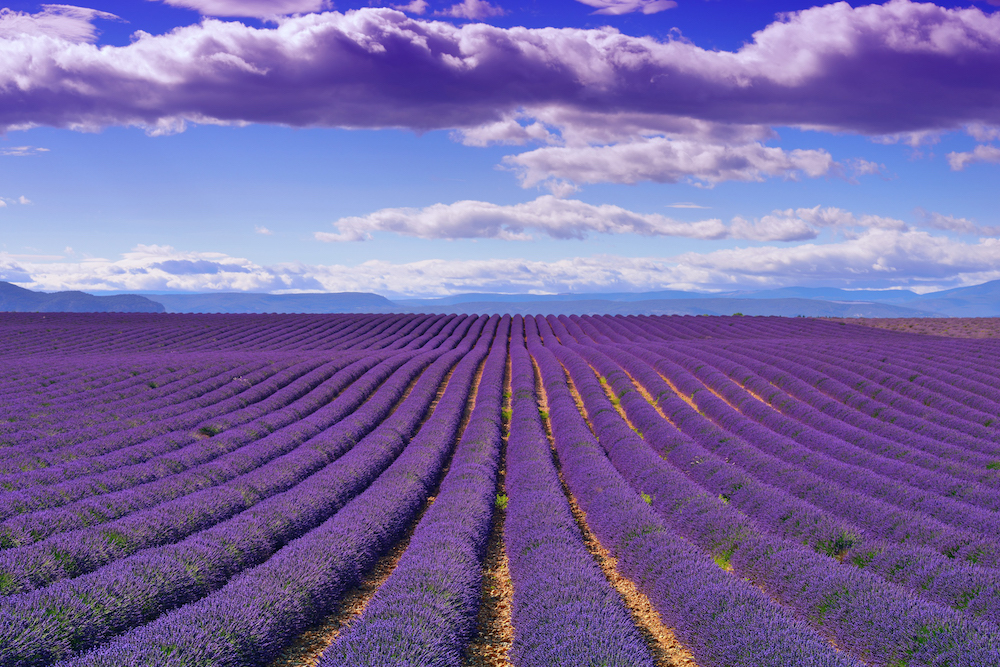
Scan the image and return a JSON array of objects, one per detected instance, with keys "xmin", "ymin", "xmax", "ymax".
[{"xmin": 1, "ymin": 2, "xmax": 999, "ymax": 136}]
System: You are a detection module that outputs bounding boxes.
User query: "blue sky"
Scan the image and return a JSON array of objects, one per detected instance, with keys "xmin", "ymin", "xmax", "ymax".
[{"xmin": 1, "ymin": 0, "xmax": 999, "ymax": 297}]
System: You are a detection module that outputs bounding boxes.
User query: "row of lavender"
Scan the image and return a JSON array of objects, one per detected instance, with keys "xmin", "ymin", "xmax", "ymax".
[
  {"xmin": 4, "ymin": 312, "xmax": 1000, "ymax": 666},
  {"xmin": 0, "ymin": 312, "xmax": 466, "ymax": 356},
  {"xmin": 0, "ymin": 312, "xmax": 491, "ymax": 664}
]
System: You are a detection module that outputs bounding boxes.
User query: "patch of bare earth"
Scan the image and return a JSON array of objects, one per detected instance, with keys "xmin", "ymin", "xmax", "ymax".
[
  {"xmin": 532, "ymin": 354, "xmax": 700, "ymax": 667},
  {"xmin": 820, "ymin": 316, "xmax": 1000, "ymax": 338},
  {"xmin": 264, "ymin": 526, "xmax": 418, "ymax": 667},
  {"xmin": 464, "ymin": 345, "xmax": 514, "ymax": 667},
  {"xmin": 267, "ymin": 353, "xmax": 483, "ymax": 667}
]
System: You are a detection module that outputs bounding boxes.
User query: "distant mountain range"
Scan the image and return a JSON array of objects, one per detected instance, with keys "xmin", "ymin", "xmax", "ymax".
[
  {"xmin": 0, "ymin": 282, "xmax": 165, "ymax": 313},
  {"xmin": 150, "ymin": 292, "xmax": 396, "ymax": 314},
  {"xmin": 6, "ymin": 279, "xmax": 1000, "ymax": 317},
  {"xmin": 394, "ymin": 297, "xmax": 938, "ymax": 318}
]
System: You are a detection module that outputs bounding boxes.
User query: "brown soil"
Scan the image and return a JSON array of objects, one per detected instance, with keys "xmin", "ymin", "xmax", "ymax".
[
  {"xmin": 464, "ymin": 338, "xmax": 515, "ymax": 667},
  {"xmin": 533, "ymin": 354, "xmax": 700, "ymax": 667},
  {"xmin": 463, "ymin": 504, "xmax": 514, "ymax": 667},
  {"xmin": 268, "ymin": 351, "xmax": 484, "ymax": 667},
  {"xmin": 596, "ymin": 374, "xmax": 641, "ymax": 432},
  {"xmin": 820, "ymin": 317, "xmax": 1000, "ymax": 338},
  {"xmin": 564, "ymin": 487, "xmax": 699, "ymax": 667},
  {"xmin": 263, "ymin": 527, "xmax": 417, "ymax": 667}
]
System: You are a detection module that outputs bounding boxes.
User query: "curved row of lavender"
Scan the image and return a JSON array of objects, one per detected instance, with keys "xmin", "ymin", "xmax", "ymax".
[
  {"xmin": 3, "ymin": 310, "xmax": 1000, "ymax": 665},
  {"xmin": 315, "ymin": 315, "xmax": 510, "ymax": 666}
]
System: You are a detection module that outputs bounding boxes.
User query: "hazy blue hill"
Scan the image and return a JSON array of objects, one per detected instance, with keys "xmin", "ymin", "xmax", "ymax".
[
  {"xmin": 397, "ymin": 287, "xmax": 925, "ymax": 308},
  {"xmin": 394, "ymin": 298, "xmax": 713, "ymax": 316},
  {"xmin": 8, "ymin": 280, "xmax": 1000, "ymax": 317},
  {"xmin": 394, "ymin": 297, "xmax": 940, "ymax": 318},
  {"xmin": 724, "ymin": 286, "xmax": 922, "ymax": 303},
  {"xmin": 151, "ymin": 292, "xmax": 397, "ymax": 314},
  {"xmin": 393, "ymin": 289, "xmax": 707, "ymax": 306},
  {"xmin": 0, "ymin": 282, "xmax": 165, "ymax": 313},
  {"xmin": 908, "ymin": 280, "xmax": 1000, "ymax": 317}
]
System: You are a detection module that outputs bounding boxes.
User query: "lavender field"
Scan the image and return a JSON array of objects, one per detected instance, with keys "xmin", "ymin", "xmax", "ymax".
[{"xmin": 4, "ymin": 312, "xmax": 1000, "ymax": 667}]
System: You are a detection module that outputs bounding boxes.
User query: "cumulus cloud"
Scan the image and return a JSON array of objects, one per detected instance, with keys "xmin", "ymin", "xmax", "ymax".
[
  {"xmin": 4, "ymin": 2, "xmax": 1000, "ymax": 137},
  {"xmin": 437, "ymin": 0, "xmax": 505, "ymax": 20},
  {"xmin": 0, "ymin": 256, "xmax": 31, "ymax": 283},
  {"xmin": 965, "ymin": 124, "xmax": 1000, "ymax": 143},
  {"xmin": 158, "ymin": 0, "xmax": 331, "ymax": 18},
  {"xmin": 845, "ymin": 158, "xmax": 886, "ymax": 181},
  {"xmin": 9, "ymin": 245, "xmax": 297, "ymax": 293},
  {"xmin": 575, "ymin": 0, "xmax": 676, "ymax": 15},
  {"xmin": 391, "ymin": 0, "xmax": 429, "ymax": 14},
  {"xmin": 674, "ymin": 229, "xmax": 1000, "ymax": 289},
  {"xmin": 454, "ymin": 112, "xmax": 818, "ymax": 187},
  {"xmin": 947, "ymin": 144, "xmax": 1000, "ymax": 170},
  {"xmin": 0, "ymin": 5, "xmax": 118, "ymax": 43},
  {"xmin": 667, "ymin": 203, "xmax": 710, "ymax": 209},
  {"xmin": 4, "ymin": 2, "xmax": 1000, "ymax": 185},
  {"xmin": 255, "ymin": 225, "xmax": 274, "ymax": 235},
  {"xmin": 458, "ymin": 109, "xmax": 777, "ymax": 150},
  {"xmin": 18, "ymin": 196, "xmax": 32, "ymax": 205},
  {"xmin": 755, "ymin": 206, "xmax": 908, "ymax": 235},
  {"xmin": 505, "ymin": 137, "xmax": 836, "ymax": 188},
  {"xmin": 11, "ymin": 231, "xmax": 1000, "ymax": 295},
  {"xmin": 915, "ymin": 209, "xmax": 1000, "ymax": 237},
  {"xmin": 315, "ymin": 195, "xmax": 807, "ymax": 242},
  {"xmin": 316, "ymin": 199, "xmax": 964, "ymax": 244},
  {"xmin": 455, "ymin": 116, "xmax": 556, "ymax": 147}
]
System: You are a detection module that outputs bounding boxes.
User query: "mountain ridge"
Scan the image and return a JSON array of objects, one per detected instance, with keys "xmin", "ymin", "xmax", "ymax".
[
  {"xmin": 0, "ymin": 282, "xmax": 165, "ymax": 313},
  {"xmin": 6, "ymin": 279, "xmax": 1000, "ymax": 317}
]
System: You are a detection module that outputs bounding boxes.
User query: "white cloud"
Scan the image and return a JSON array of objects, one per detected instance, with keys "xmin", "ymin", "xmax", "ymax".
[
  {"xmin": 317, "ymin": 199, "xmax": 968, "ymax": 244},
  {"xmin": 255, "ymin": 225, "xmax": 274, "ymax": 235},
  {"xmin": 760, "ymin": 206, "xmax": 908, "ymax": 234},
  {"xmin": 391, "ymin": 0, "xmax": 429, "ymax": 14},
  {"xmin": 4, "ymin": 1, "xmax": 1000, "ymax": 146},
  {"xmin": 915, "ymin": 209, "xmax": 1000, "ymax": 237},
  {"xmin": 0, "ymin": 146, "xmax": 50, "ymax": 157},
  {"xmin": 0, "ymin": 196, "xmax": 34, "ymax": 206},
  {"xmin": 9, "ymin": 245, "xmax": 297, "ymax": 293},
  {"xmin": 673, "ymin": 229, "xmax": 1000, "ymax": 289},
  {"xmin": 543, "ymin": 181, "xmax": 580, "ymax": 198},
  {"xmin": 157, "ymin": 0, "xmax": 331, "ymax": 18},
  {"xmin": 667, "ymin": 203, "xmax": 710, "ymax": 209},
  {"xmin": 845, "ymin": 158, "xmax": 886, "ymax": 180},
  {"xmin": 460, "ymin": 109, "xmax": 776, "ymax": 150},
  {"xmin": 0, "ymin": 5, "xmax": 118, "ymax": 43},
  {"xmin": 0, "ymin": 256, "xmax": 31, "ymax": 282},
  {"xmin": 11, "ymin": 231, "xmax": 1000, "ymax": 296},
  {"xmin": 947, "ymin": 144, "xmax": 1000, "ymax": 171},
  {"xmin": 574, "ymin": 0, "xmax": 676, "ymax": 15},
  {"xmin": 505, "ymin": 137, "xmax": 836, "ymax": 188},
  {"xmin": 316, "ymin": 196, "xmax": 821, "ymax": 243},
  {"xmin": 727, "ymin": 215, "xmax": 815, "ymax": 243},
  {"xmin": 3, "ymin": 4, "xmax": 978, "ymax": 185},
  {"xmin": 437, "ymin": 0, "xmax": 505, "ymax": 20},
  {"xmin": 966, "ymin": 124, "xmax": 1000, "ymax": 143},
  {"xmin": 455, "ymin": 116, "xmax": 556, "ymax": 147}
]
